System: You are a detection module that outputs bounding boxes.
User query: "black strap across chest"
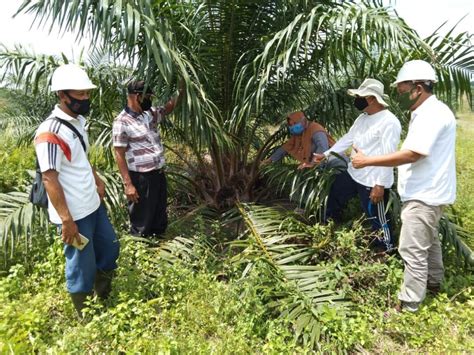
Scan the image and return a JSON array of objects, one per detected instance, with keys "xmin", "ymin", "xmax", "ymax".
[{"xmin": 52, "ymin": 117, "xmax": 86, "ymax": 152}]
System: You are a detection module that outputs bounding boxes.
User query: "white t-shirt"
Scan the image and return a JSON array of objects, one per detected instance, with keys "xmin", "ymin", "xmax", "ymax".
[
  {"xmin": 325, "ymin": 109, "xmax": 401, "ymax": 188},
  {"xmin": 398, "ymin": 95, "xmax": 456, "ymax": 205},
  {"xmin": 34, "ymin": 105, "xmax": 100, "ymax": 224}
]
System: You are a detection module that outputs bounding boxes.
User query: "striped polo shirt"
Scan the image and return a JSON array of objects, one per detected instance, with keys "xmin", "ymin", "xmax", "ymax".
[{"xmin": 112, "ymin": 106, "xmax": 166, "ymax": 172}]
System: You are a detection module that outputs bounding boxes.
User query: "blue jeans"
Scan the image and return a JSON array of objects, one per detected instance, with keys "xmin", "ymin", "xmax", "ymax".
[
  {"xmin": 325, "ymin": 170, "xmax": 394, "ymax": 250},
  {"xmin": 60, "ymin": 204, "xmax": 120, "ymax": 293}
]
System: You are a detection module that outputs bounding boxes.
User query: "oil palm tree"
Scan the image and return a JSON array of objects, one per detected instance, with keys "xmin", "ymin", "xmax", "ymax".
[
  {"xmin": 9, "ymin": 0, "xmax": 472, "ymax": 208},
  {"xmin": 1, "ymin": 0, "xmax": 473, "ymax": 258}
]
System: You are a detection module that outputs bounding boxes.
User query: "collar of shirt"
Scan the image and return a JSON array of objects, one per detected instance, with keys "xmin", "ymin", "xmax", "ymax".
[
  {"xmin": 125, "ymin": 105, "xmax": 142, "ymax": 118},
  {"xmin": 411, "ymin": 95, "xmax": 437, "ymax": 122},
  {"xmin": 359, "ymin": 109, "xmax": 388, "ymax": 121},
  {"xmin": 51, "ymin": 105, "xmax": 86, "ymax": 126}
]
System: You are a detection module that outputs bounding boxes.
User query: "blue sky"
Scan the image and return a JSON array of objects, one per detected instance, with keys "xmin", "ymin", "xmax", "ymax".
[{"xmin": 0, "ymin": 0, "xmax": 473, "ymax": 57}]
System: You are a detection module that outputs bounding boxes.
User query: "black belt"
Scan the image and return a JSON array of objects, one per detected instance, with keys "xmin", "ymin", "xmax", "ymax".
[{"xmin": 129, "ymin": 168, "xmax": 164, "ymax": 175}]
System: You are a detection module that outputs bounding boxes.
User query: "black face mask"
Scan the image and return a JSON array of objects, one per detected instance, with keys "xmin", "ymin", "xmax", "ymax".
[
  {"xmin": 64, "ymin": 91, "xmax": 91, "ymax": 115},
  {"xmin": 354, "ymin": 97, "xmax": 369, "ymax": 111},
  {"xmin": 140, "ymin": 96, "xmax": 152, "ymax": 111}
]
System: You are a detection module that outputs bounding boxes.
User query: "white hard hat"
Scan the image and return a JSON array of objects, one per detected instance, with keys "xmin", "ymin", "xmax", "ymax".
[
  {"xmin": 51, "ymin": 64, "xmax": 97, "ymax": 91},
  {"xmin": 347, "ymin": 78, "xmax": 389, "ymax": 107},
  {"xmin": 393, "ymin": 60, "xmax": 437, "ymax": 85}
]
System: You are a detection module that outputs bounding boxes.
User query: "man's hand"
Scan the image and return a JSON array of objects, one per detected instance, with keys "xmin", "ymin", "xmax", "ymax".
[
  {"xmin": 351, "ymin": 146, "xmax": 367, "ymax": 169},
  {"xmin": 261, "ymin": 158, "xmax": 272, "ymax": 166},
  {"xmin": 124, "ymin": 182, "xmax": 139, "ymax": 203},
  {"xmin": 114, "ymin": 147, "xmax": 139, "ymax": 203},
  {"xmin": 312, "ymin": 153, "xmax": 326, "ymax": 165},
  {"xmin": 96, "ymin": 176, "xmax": 106, "ymax": 200},
  {"xmin": 62, "ymin": 218, "xmax": 81, "ymax": 246},
  {"xmin": 370, "ymin": 185, "xmax": 385, "ymax": 204},
  {"xmin": 297, "ymin": 162, "xmax": 315, "ymax": 169},
  {"xmin": 92, "ymin": 168, "xmax": 106, "ymax": 200}
]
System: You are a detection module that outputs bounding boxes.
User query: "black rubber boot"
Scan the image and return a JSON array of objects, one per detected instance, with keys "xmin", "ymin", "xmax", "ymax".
[
  {"xmin": 94, "ymin": 270, "xmax": 114, "ymax": 300},
  {"xmin": 70, "ymin": 292, "xmax": 93, "ymax": 319},
  {"xmin": 427, "ymin": 283, "xmax": 441, "ymax": 295}
]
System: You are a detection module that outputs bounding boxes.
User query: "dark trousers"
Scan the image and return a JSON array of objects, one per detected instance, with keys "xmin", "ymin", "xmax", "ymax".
[
  {"xmin": 128, "ymin": 169, "xmax": 168, "ymax": 237},
  {"xmin": 325, "ymin": 170, "xmax": 394, "ymax": 250}
]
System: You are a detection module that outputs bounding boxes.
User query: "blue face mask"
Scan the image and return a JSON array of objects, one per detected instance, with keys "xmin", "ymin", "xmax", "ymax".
[{"xmin": 289, "ymin": 122, "xmax": 305, "ymax": 135}]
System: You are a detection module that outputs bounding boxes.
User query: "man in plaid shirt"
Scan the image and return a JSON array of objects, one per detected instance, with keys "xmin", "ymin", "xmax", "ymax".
[{"xmin": 113, "ymin": 80, "xmax": 182, "ymax": 237}]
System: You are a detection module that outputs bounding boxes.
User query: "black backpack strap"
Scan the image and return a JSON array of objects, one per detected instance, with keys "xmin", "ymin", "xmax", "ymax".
[{"xmin": 52, "ymin": 117, "xmax": 87, "ymax": 152}]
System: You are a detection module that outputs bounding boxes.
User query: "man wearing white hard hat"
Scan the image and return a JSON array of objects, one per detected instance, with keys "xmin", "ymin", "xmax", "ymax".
[
  {"xmin": 352, "ymin": 60, "xmax": 456, "ymax": 312},
  {"xmin": 313, "ymin": 78, "xmax": 401, "ymax": 252},
  {"xmin": 34, "ymin": 64, "xmax": 120, "ymax": 318}
]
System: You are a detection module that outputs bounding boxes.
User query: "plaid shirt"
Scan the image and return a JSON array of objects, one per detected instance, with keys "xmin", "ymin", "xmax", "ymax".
[{"xmin": 113, "ymin": 106, "xmax": 166, "ymax": 172}]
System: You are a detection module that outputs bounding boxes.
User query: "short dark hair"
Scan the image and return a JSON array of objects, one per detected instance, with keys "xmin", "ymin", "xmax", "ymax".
[{"xmin": 127, "ymin": 80, "xmax": 154, "ymax": 95}]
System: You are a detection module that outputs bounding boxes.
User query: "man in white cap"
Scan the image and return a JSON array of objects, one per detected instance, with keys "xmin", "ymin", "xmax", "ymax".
[
  {"xmin": 34, "ymin": 64, "xmax": 120, "ymax": 318},
  {"xmin": 313, "ymin": 78, "xmax": 401, "ymax": 252},
  {"xmin": 352, "ymin": 60, "xmax": 456, "ymax": 312}
]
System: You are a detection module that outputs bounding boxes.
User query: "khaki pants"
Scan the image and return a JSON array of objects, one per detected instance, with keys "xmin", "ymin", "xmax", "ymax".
[{"xmin": 398, "ymin": 200, "xmax": 444, "ymax": 304}]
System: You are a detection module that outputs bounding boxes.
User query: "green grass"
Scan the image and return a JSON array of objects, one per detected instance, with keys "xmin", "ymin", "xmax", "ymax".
[
  {"xmin": 0, "ymin": 237, "xmax": 303, "ymax": 353},
  {"xmin": 453, "ymin": 109, "xmax": 474, "ymax": 242},
  {"xmin": 0, "ymin": 227, "xmax": 472, "ymax": 353}
]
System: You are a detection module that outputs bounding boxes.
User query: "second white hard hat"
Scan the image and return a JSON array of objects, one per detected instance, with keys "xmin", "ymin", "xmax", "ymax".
[
  {"xmin": 51, "ymin": 64, "xmax": 97, "ymax": 91},
  {"xmin": 393, "ymin": 60, "xmax": 437, "ymax": 85}
]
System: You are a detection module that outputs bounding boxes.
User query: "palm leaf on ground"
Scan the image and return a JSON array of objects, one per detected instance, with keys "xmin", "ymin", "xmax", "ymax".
[{"xmin": 233, "ymin": 202, "xmax": 347, "ymax": 348}]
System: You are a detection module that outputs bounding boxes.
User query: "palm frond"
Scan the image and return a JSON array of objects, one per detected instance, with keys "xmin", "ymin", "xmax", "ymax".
[
  {"xmin": 234, "ymin": 202, "xmax": 347, "ymax": 347},
  {"xmin": 423, "ymin": 26, "xmax": 474, "ymax": 107},
  {"xmin": 130, "ymin": 206, "xmax": 220, "ymax": 271},
  {"xmin": 96, "ymin": 170, "xmax": 129, "ymax": 228},
  {"xmin": 234, "ymin": 1, "xmax": 421, "ymax": 128},
  {"xmin": 0, "ymin": 44, "xmax": 62, "ymax": 96},
  {"xmin": 0, "ymin": 191, "xmax": 49, "ymax": 264},
  {"xmin": 16, "ymin": 0, "xmax": 232, "ymax": 153},
  {"xmin": 262, "ymin": 156, "xmax": 347, "ymax": 221},
  {"xmin": 0, "ymin": 113, "xmax": 45, "ymax": 147},
  {"xmin": 439, "ymin": 215, "xmax": 474, "ymax": 267}
]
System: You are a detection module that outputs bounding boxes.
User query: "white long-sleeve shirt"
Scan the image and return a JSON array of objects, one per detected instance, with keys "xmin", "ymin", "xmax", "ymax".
[{"xmin": 324, "ymin": 109, "xmax": 401, "ymax": 188}]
